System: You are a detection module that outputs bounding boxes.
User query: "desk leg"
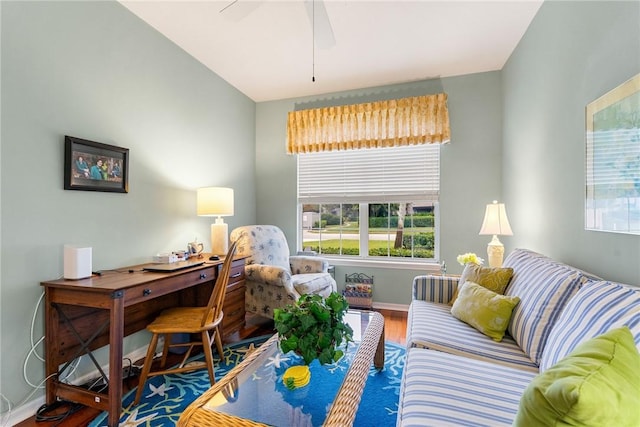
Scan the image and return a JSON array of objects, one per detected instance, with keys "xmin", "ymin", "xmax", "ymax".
[
  {"xmin": 44, "ymin": 291, "xmax": 58, "ymax": 406},
  {"xmin": 107, "ymin": 295, "xmax": 125, "ymax": 427}
]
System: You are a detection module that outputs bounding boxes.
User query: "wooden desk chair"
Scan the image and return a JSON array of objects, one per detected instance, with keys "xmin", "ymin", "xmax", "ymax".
[{"xmin": 133, "ymin": 241, "xmax": 238, "ymax": 405}]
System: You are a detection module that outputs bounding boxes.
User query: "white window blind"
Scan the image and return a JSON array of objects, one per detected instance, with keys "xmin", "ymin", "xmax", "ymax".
[
  {"xmin": 586, "ymin": 129, "xmax": 640, "ymax": 191},
  {"xmin": 298, "ymin": 144, "xmax": 440, "ymax": 203}
]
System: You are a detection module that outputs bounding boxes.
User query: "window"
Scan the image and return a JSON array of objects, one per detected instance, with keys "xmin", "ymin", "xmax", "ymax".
[{"xmin": 298, "ymin": 144, "xmax": 440, "ymax": 262}]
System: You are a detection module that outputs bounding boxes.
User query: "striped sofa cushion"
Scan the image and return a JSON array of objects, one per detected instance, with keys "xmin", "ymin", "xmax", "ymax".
[
  {"xmin": 503, "ymin": 249, "xmax": 584, "ymax": 365},
  {"xmin": 540, "ymin": 280, "xmax": 640, "ymax": 371},
  {"xmin": 407, "ymin": 301, "xmax": 538, "ymax": 372},
  {"xmin": 412, "ymin": 275, "xmax": 459, "ymax": 304},
  {"xmin": 397, "ymin": 348, "xmax": 536, "ymax": 427}
]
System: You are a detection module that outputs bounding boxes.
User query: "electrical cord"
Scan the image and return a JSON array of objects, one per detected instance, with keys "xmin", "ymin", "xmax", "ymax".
[
  {"xmin": 124, "ymin": 357, "xmax": 134, "ymax": 377},
  {"xmin": 30, "ymin": 292, "xmax": 45, "ymax": 362},
  {"xmin": 24, "ymin": 292, "xmax": 82, "ymax": 389},
  {"xmin": 0, "ymin": 394, "xmax": 11, "ymax": 427},
  {"xmin": 0, "ymin": 372, "xmax": 56, "ymax": 427},
  {"xmin": 0, "ymin": 292, "xmax": 83, "ymax": 427},
  {"xmin": 3, "ymin": 290, "xmax": 143, "ymax": 426},
  {"xmin": 35, "ymin": 400, "xmax": 84, "ymax": 425}
]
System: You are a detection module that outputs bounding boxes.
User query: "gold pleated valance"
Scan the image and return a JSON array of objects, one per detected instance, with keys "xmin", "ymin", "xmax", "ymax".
[{"xmin": 286, "ymin": 93, "xmax": 450, "ymax": 154}]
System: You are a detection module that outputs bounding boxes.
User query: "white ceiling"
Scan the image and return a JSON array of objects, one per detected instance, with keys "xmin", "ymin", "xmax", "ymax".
[{"xmin": 120, "ymin": 0, "xmax": 544, "ymax": 102}]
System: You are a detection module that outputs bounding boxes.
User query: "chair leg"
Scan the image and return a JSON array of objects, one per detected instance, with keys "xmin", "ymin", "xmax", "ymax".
[
  {"xmin": 214, "ymin": 326, "xmax": 224, "ymax": 361},
  {"xmin": 201, "ymin": 331, "xmax": 216, "ymax": 386},
  {"xmin": 134, "ymin": 332, "xmax": 159, "ymax": 405},
  {"xmin": 160, "ymin": 333, "xmax": 171, "ymax": 368}
]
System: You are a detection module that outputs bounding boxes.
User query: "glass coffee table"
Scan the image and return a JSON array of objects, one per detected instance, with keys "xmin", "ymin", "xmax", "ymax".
[{"xmin": 178, "ymin": 310, "xmax": 385, "ymax": 427}]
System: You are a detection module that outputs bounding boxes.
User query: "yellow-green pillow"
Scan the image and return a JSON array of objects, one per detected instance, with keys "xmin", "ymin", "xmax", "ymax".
[
  {"xmin": 450, "ymin": 281, "xmax": 520, "ymax": 342},
  {"xmin": 449, "ymin": 263, "xmax": 514, "ymax": 305},
  {"xmin": 514, "ymin": 326, "xmax": 640, "ymax": 427}
]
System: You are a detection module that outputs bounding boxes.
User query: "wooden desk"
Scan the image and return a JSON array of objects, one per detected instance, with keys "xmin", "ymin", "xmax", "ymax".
[{"xmin": 40, "ymin": 257, "xmax": 245, "ymax": 427}]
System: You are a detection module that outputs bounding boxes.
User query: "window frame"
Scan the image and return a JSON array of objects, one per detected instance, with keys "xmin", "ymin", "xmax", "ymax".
[
  {"xmin": 296, "ymin": 143, "xmax": 442, "ymax": 268},
  {"xmin": 296, "ymin": 201, "xmax": 440, "ymax": 268}
]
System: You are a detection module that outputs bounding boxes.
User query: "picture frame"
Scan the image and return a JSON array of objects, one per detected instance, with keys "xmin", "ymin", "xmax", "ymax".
[
  {"xmin": 585, "ymin": 73, "xmax": 640, "ymax": 234},
  {"xmin": 64, "ymin": 135, "xmax": 129, "ymax": 193}
]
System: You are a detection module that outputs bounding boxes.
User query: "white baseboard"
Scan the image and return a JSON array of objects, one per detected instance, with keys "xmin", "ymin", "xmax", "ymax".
[
  {"xmin": 4, "ymin": 344, "xmax": 152, "ymax": 426},
  {"xmin": 4, "ymin": 399, "xmax": 43, "ymax": 427},
  {"xmin": 372, "ymin": 301, "xmax": 409, "ymax": 312}
]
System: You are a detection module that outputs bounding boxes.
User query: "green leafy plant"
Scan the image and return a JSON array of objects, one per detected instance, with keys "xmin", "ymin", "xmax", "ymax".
[
  {"xmin": 274, "ymin": 292, "xmax": 354, "ymax": 365},
  {"xmin": 284, "ymin": 376, "xmax": 296, "ymax": 390}
]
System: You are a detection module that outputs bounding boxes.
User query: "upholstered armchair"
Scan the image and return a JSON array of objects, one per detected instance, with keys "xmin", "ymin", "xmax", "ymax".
[{"xmin": 230, "ymin": 225, "xmax": 337, "ymax": 319}]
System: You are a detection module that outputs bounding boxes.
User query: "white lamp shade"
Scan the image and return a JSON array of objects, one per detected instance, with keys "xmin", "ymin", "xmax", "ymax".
[
  {"xmin": 197, "ymin": 187, "xmax": 234, "ymax": 217},
  {"xmin": 479, "ymin": 201, "xmax": 513, "ymax": 236}
]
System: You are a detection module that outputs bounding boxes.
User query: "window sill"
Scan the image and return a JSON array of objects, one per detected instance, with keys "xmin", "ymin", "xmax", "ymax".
[{"xmin": 322, "ymin": 256, "xmax": 442, "ymax": 272}]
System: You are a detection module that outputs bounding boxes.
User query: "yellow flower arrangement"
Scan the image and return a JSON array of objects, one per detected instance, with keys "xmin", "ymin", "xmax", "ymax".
[{"xmin": 456, "ymin": 252, "xmax": 484, "ymax": 266}]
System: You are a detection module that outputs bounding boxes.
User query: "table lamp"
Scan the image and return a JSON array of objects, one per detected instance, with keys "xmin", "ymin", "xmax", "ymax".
[
  {"xmin": 197, "ymin": 187, "xmax": 234, "ymax": 256},
  {"xmin": 479, "ymin": 200, "xmax": 513, "ymax": 268}
]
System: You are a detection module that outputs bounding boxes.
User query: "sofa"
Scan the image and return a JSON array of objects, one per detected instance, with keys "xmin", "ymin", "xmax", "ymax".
[
  {"xmin": 230, "ymin": 225, "xmax": 337, "ymax": 319},
  {"xmin": 397, "ymin": 248, "xmax": 640, "ymax": 426}
]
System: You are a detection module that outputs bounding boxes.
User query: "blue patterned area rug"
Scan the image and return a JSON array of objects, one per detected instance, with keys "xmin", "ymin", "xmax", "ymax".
[{"xmin": 89, "ymin": 335, "xmax": 405, "ymax": 427}]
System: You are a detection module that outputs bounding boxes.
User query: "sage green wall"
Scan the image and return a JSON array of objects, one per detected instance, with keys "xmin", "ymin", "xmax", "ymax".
[
  {"xmin": 502, "ymin": 1, "xmax": 640, "ymax": 285},
  {"xmin": 0, "ymin": 0, "xmax": 255, "ymax": 416},
  {"xmin": 5, "ymin": 0, "xmax": 637, "ymax": 421},
  {"xmin": 255, "ymin": 72, "xmax": 505, "ymax": 305}
]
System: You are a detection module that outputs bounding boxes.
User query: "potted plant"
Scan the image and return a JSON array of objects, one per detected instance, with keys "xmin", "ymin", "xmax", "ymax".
[
  {"xmin": 456, "ymin": 252, "xmax": 484, "ymax": 266},
  {"xmin": 274, "ymin": 292, "xmax": 354, "ymax": 366}
]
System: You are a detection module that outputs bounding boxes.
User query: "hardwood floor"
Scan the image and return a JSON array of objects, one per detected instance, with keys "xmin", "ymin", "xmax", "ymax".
[{"xmin": 16, "ymin": 309, "xmax": 406, "ymax": 427}]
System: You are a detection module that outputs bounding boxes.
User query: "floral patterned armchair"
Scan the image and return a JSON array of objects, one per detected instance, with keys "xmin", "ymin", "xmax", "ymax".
[{"xmin": 230, "ymin": 225, "xmax": 337, "ymax": 319}]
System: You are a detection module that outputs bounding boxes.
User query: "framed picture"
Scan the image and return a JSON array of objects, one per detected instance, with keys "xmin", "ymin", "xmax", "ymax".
[
  {"xmin": 64, "ymin": 135, "xmax": 129, "ymax": 193},
  {"xmin": 585, "ymin": 73, "xmax": 640, "ymax": 234}
]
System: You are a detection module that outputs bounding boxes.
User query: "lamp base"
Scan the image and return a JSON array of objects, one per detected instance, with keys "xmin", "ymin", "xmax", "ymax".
[
  {"xmin": 486, "ymin": 235, "xmax": 505, "ymax": 268},
  {"xmin": 211, "ymin": 218, "xmax": 229, "ymax": 256}
]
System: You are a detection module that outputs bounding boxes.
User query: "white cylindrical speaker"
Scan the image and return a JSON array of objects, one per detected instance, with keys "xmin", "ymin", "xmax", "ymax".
[{"xmin": 64, "ymin": 245, "xmax": 92, "ymax": 280}]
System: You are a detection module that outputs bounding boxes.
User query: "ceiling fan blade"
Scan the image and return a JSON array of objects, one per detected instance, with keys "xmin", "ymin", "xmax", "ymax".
[
  {"xmin": 220, "ymin": 0, "xmax": 264, "ymax": 22},
  {"xmin": 304, "ymin": 0, "xmax": 336, "ymax": 49}
]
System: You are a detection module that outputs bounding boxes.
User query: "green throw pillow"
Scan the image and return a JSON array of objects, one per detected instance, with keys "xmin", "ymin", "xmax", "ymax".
[
  {"xmin": 450, "ymin": 281, "xmax": 520, "ymax": 342},
  {"xmin": 448, "ymin": 263, "xmax": 514, "ymax": 305},
  {"xmin": 514, "ymin": 326, "xmax": 640, "ymax": 427}
]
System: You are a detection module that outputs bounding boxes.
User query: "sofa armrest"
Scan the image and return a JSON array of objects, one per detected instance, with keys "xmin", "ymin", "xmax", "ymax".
[
  {"xmin": 412, "ymin": 275, "xmax": 460, "ymax": 304},
  {"xmin": 245, "ymin": 264, "xmax": 292, "ymax": 287},
  {"xmin": 289, "ymin": 255, "xmax": 329, "ymax": 274}
]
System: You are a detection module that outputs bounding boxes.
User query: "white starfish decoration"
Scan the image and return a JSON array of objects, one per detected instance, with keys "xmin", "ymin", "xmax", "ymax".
[
  {"xmin": 235, "ymin": 343, "xmax": 256, "ymax": 358},
  {"xmin": 223, "ymin": 344, "xmax": 250, "ymax": 364},
  {"xmin": 385, "ymin": 403, "xmax": 399, "ymax": 416},
  {"xmin": 146, "ymin": 382, "xmax": 174, "ymax": 399},
  {"xmin": 264, "ymin": 352, "xmax": 290, "ymax": 368},
  {"xmin": 245, "ymin": 343, "xmax": 256, "ymax": 356},
  {"xmin": 119, "ymin": 408, "xmax": 158, "ymax": 426}
]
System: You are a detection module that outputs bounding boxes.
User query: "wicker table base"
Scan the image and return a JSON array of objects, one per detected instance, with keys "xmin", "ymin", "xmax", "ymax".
[{"xmin": 178, "ymin": 310, "xmax": 385, "ymax": 427}]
